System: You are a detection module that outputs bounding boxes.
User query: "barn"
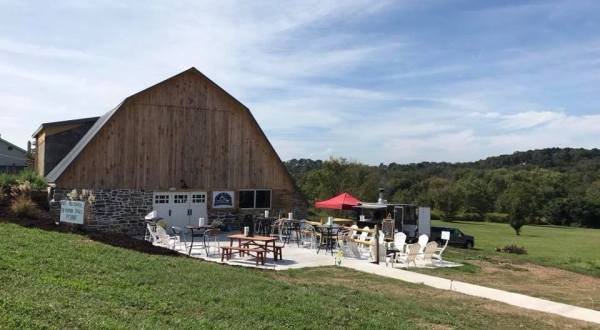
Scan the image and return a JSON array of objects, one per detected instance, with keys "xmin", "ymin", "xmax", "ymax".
[{"xmin": 34, "ymin": 68, "xmax": 306, "ymax": 234}]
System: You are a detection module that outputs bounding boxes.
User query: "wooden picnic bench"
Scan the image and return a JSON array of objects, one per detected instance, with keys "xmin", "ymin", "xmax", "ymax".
[{"xmin": 220, "ymin": 246, "xmax": 266, "ymax": 265}]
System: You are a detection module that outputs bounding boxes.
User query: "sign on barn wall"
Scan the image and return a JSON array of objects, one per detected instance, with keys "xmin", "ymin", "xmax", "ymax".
[
  {"xmin": 212, "ymin": 191, "xmax": 234, "ymax": 208},
  {"xmin": 60, "ymin": 200, "xmax": 85, "ymax": 224}
]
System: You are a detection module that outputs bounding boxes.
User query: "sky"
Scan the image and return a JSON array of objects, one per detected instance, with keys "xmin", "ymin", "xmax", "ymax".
[{"xmin": 1, "ymin": 0, "xmax": 599, "ymax": 164}]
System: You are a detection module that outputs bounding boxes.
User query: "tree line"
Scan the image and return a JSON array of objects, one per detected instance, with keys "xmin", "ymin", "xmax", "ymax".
[{"xmin": 285, "ymin": 148, "xmax": 600, "ymax": 234}]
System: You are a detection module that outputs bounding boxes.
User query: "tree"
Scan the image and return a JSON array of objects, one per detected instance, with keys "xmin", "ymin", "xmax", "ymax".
[
  {"xmin": 427, "ymin": 177, "xmax": 463, "ymax": 220},
  {"xmin": 500, "ymin": 181, "xmax": 539, "ymax": 235},
  {"xmin": 458, "ymin": 175, "xmax": 494, "ymax": 217}
]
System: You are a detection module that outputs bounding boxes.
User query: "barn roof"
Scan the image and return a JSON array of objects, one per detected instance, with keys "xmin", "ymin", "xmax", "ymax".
[
  {"xmin": 45, "ymin": 105, "xmax": 120, "ymax": 182},
  {"xmin": 44, "ymin": 67, "xmax": 293, "ymax": 187},
  {"xmin": 32, "ymin": 116, "xmax": 100, "ymax": 138}
]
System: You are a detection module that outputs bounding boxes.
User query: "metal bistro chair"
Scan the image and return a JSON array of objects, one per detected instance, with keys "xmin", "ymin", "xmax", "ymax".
[
  {"xmin": 171, "ymin": 226, "xmax": 190, "ymax": 252},
  {"xmin": 300, "ymin": 223, "xmax": 318, "ymax": 249},
  {"xmin": 203, "ymin": 228, "xmax": 221, "ymax": 256}
]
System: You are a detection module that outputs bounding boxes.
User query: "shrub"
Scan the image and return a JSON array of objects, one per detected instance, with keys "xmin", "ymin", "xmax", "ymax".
[
  {"xmin": 10, "ymin": 196, "xmax": 38, "ymax": 219},
  {"xmin": 497, "ymin": 244, "xmax": 527, "ymax": 255},
  {"xmin": 484, "ymin": 212, "xmax": 510, "ymax": 223},
  {"xmin": 17, "ymin": 170, "xmax": 47, "ymax": 191},
  {"xmin": 0, "ymin": 173, "xmax": 17, "ymax": 194},
  {"xmin": 11, "ymin": 181, "xmax": 32, "ymax": 199},
  {"xmin": 430, "ymin": 209, "xmax": 442, "ymax": 220},
  {"xmin": 454, "ymin": 212, "xmax": 484, "ymax": 222}
]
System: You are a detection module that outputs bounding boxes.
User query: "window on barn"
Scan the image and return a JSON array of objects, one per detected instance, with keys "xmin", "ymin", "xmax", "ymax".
[
  {"xmin": 238, "ymin": 189, "xmax": 271, "ymax": 209},
  {"xmin": 255, "ymin": 190, "xmax": 271, "ymax": 208},
  {"xmin": 239, "ymin": 190, "xmax": 255, "ymax": 208},
  {"xmin": 174, "ymin": 194, "xmax": 188, "ymax": 204}
]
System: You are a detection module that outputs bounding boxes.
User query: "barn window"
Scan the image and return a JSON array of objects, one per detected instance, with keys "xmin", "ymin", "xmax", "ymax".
[
  {"xmin": 174, "ymin": 194, "xmax": 188, "ymax": 204},
  {"xmin": 239, "ymin": 190, "xmax": 255, "ymax": 208},
  {"xmin": 255, "ymin": 190, "xmax": 271, "ymax": 208},
  {"xmin": 154, "ymin": 194, "xmax": 170, "ymax": 204},
  {"xmin": 238, "ymin": 189, "xmax": 271, "ymax": 209},
  {"xmin": 192, "ymin": 194, "xmax": 206, "ymax": 204}
]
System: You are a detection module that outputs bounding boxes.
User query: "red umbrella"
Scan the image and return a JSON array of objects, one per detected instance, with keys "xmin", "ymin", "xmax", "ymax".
[{"xmin": 315, "ymin": 192, "xmax": 361, "ymax": 210}]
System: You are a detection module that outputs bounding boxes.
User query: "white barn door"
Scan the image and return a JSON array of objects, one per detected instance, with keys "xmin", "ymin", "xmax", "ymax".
[
  {"xmin": 152, "ymin": 191, "xmax": 208, "ymax": 228},
  {"xmin": 189, "ymin": 192, "xmax": 208, "ymax": 225}
]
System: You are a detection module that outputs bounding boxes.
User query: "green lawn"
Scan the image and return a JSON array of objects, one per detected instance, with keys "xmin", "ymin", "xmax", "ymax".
[
  {"xmin": 0, "ymin": 221, "xmax": 592, "ymax": 329},
  {"xmin": 432, "ymin": 220, "xmax": 600, "ymax": 277}
]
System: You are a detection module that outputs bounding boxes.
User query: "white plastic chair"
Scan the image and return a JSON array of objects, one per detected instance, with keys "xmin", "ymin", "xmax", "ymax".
[
  {"xmin": 350, "ymin": 225, "xmax": 360, "ymax": 239},
  {"xmin": 156, "ymin": 226, "xmax": 179, "ymax": 250},
  {"xmin": 433, "ymin": 238, "xmax": 449, "ymax": 261},
  {"xmin": 395, "ymin": 243, "xmax": 420, "ymax": 268},
  {"xmin": 393, "ymin": 232, "xmax": 407, "ymax": 253},
  {"xmin": 419, "ymin": 241, "xmax": 438, "ymax": 266},
  {"xmin": 417, "ymin": 234, "xmax": 429, "ymax": 253}
]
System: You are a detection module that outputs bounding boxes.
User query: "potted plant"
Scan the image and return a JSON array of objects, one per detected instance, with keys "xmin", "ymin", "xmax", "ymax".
[{"xmin": 211, "ymin": 219, "xmax": 225, "ymax": 231}]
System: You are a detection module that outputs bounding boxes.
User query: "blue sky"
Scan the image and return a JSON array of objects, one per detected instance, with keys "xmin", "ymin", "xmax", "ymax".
[{"xmin": 1, "ymin": 0, "xmax": 599, "ymax": 164}]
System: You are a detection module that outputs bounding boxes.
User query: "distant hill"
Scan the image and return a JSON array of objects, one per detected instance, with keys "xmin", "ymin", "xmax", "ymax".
[
  {"xmin": 285, "ymin": 148, "xmax": 600, "ymax": 229},
  {"xmin": 286, "ymin": 148, "xmax": 600, "ymax": 176}
]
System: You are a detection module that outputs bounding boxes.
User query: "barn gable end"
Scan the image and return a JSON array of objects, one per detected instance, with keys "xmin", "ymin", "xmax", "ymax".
[{"xmin": 44, "ymin": 68, "xmax": 305, "ymax": 234}]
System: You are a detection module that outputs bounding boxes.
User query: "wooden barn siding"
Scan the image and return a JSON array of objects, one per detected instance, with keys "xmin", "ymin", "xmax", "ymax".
[{"xmin": 56, "ymin": 71, "xmax": 299, "ymax": 207}]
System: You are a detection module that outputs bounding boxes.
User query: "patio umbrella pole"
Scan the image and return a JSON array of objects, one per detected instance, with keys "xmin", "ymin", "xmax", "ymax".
[{"xmin": 372, "ymin": 224, "xmax": 379, "ymax": 265}]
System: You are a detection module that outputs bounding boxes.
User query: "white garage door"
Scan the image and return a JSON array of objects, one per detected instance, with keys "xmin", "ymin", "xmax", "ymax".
[{"xmin": 152, "ymin": 191, "xmax": 208, "ymax": 228}]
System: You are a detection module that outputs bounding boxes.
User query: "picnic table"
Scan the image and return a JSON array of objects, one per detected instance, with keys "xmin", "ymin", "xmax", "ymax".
[
  {"xmin": 185, "ymin": 224, "xmax": 213, "ymax": 256},
  {"xmin": 227, "ymin": 234, "xmax": 281, "ymax": 261}
]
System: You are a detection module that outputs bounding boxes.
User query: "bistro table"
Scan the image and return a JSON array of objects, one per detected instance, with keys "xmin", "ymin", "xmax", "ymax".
[
  {"xmin": 185, "ymin": 224, "xmax": 213, "ymax": 256},
  {"xmin": 315, "ymin": 224, "xmax": 342, "ymax": 255},
  {"xmin": 279, "ymin": 218, "xmax": 305, "ymax": 246},
  {"xmin": 227, "ymin": 234, "xmax": 280, "ymax": 261}
]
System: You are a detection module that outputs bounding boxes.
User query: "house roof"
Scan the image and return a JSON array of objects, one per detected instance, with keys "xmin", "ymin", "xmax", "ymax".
[
  {"xmin": 0, "ymin": 136, "xmax": 27, "ymax": 154},
  {"xmin": 0, "ymin": 136, "xmax": 27, "ymax": 166},
  {"xmin": 32, "ymin": 116, "xmax": 100, "ymax": 138}
]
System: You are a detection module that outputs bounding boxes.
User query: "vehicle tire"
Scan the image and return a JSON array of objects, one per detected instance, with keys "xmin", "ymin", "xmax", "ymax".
[{"xmin": 465, "ymin": 241, "xmax": 473, "ymax": 249}]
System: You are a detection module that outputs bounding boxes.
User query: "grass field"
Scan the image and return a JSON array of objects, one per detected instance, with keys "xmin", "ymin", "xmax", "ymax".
[
  {"xmin": 411, "ymin": 220, "xmax": 600, "ymax": 310},
  {"xmin": 0, "ymin": 221, "xmax": 593, "ymax": 329},
  {"xmin": 432, "ymin": 220, "xmax": 600, "ymax": 277}
]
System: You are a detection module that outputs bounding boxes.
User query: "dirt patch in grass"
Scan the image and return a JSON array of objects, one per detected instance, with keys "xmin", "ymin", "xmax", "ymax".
[
  {"xmin": 273, "ymin": 267, "xmax": 596, "ymax": 329},
  {"xmin": 417, "ymin": 259, "xmax": 600, "ymax": 311}
]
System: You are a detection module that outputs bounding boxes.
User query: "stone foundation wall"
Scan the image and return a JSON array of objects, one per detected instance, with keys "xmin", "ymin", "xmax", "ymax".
[
  {"xmin": 49, "ymin": 187, "xmax": 307, "ymax": 236},
  {"xmin": 50, "ymin": 188, "xmax": 153, "ymax": 235}
]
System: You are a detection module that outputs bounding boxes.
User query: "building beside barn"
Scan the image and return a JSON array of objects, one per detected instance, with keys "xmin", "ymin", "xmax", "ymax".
[
  {"xmin": 34, "ymin": 68, "xmax": 306, "ymax": 234},
  {"xmin": 33, "ymin": 117, "xmax": 99, "ymax": 176},
  {"xmin": 0, "ymin": 135, "xmax": 27, "ymax": 173}
]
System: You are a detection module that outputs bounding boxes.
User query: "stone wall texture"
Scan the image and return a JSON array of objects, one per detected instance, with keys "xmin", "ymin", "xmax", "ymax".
[{"xmin": 50, "ymin": 188, "xmax": 307, "ymax": 236}]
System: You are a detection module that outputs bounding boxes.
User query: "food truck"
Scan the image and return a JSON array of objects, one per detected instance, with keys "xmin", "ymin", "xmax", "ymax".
[{"xmin": 353, "ymin": 189, "xmax": 430, "ymax": 239}]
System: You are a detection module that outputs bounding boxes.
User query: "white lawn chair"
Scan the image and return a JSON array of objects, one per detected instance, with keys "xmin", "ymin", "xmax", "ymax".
[
  {"xmin": 417, "ymin": 234, "xmax": 429, "ymax": 253},
  {"xmin": 418, "ymin": 241, "xmax": 438, "ymax": 266},
  {"xmin": 155, "ymin": 226, "xmax": 179, "ymax": 250},
  {"xmin": 433, "ymin": 238, "xmax": 449, "ymax": 261},
  {"xmin": 145, "ymin": 223, "xmax": 160, "ymax": 243},
  {"xmin": 394, "ymin": 243, "xmax": 420, "ymax": 268},
  {"xmin": 341, "ymin": 236, "xmax": 364, "ymax": 259},
  {"xmin": 350, "ymin": 225, "xmax": 360, "ymax": 240},
  {"xmin": 357, "ymin": 226, "xmax": 371, "ymax": 248},
  {"xmin": 393, "ymin": 232, "xmax": 407, "ymax": 253}
]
